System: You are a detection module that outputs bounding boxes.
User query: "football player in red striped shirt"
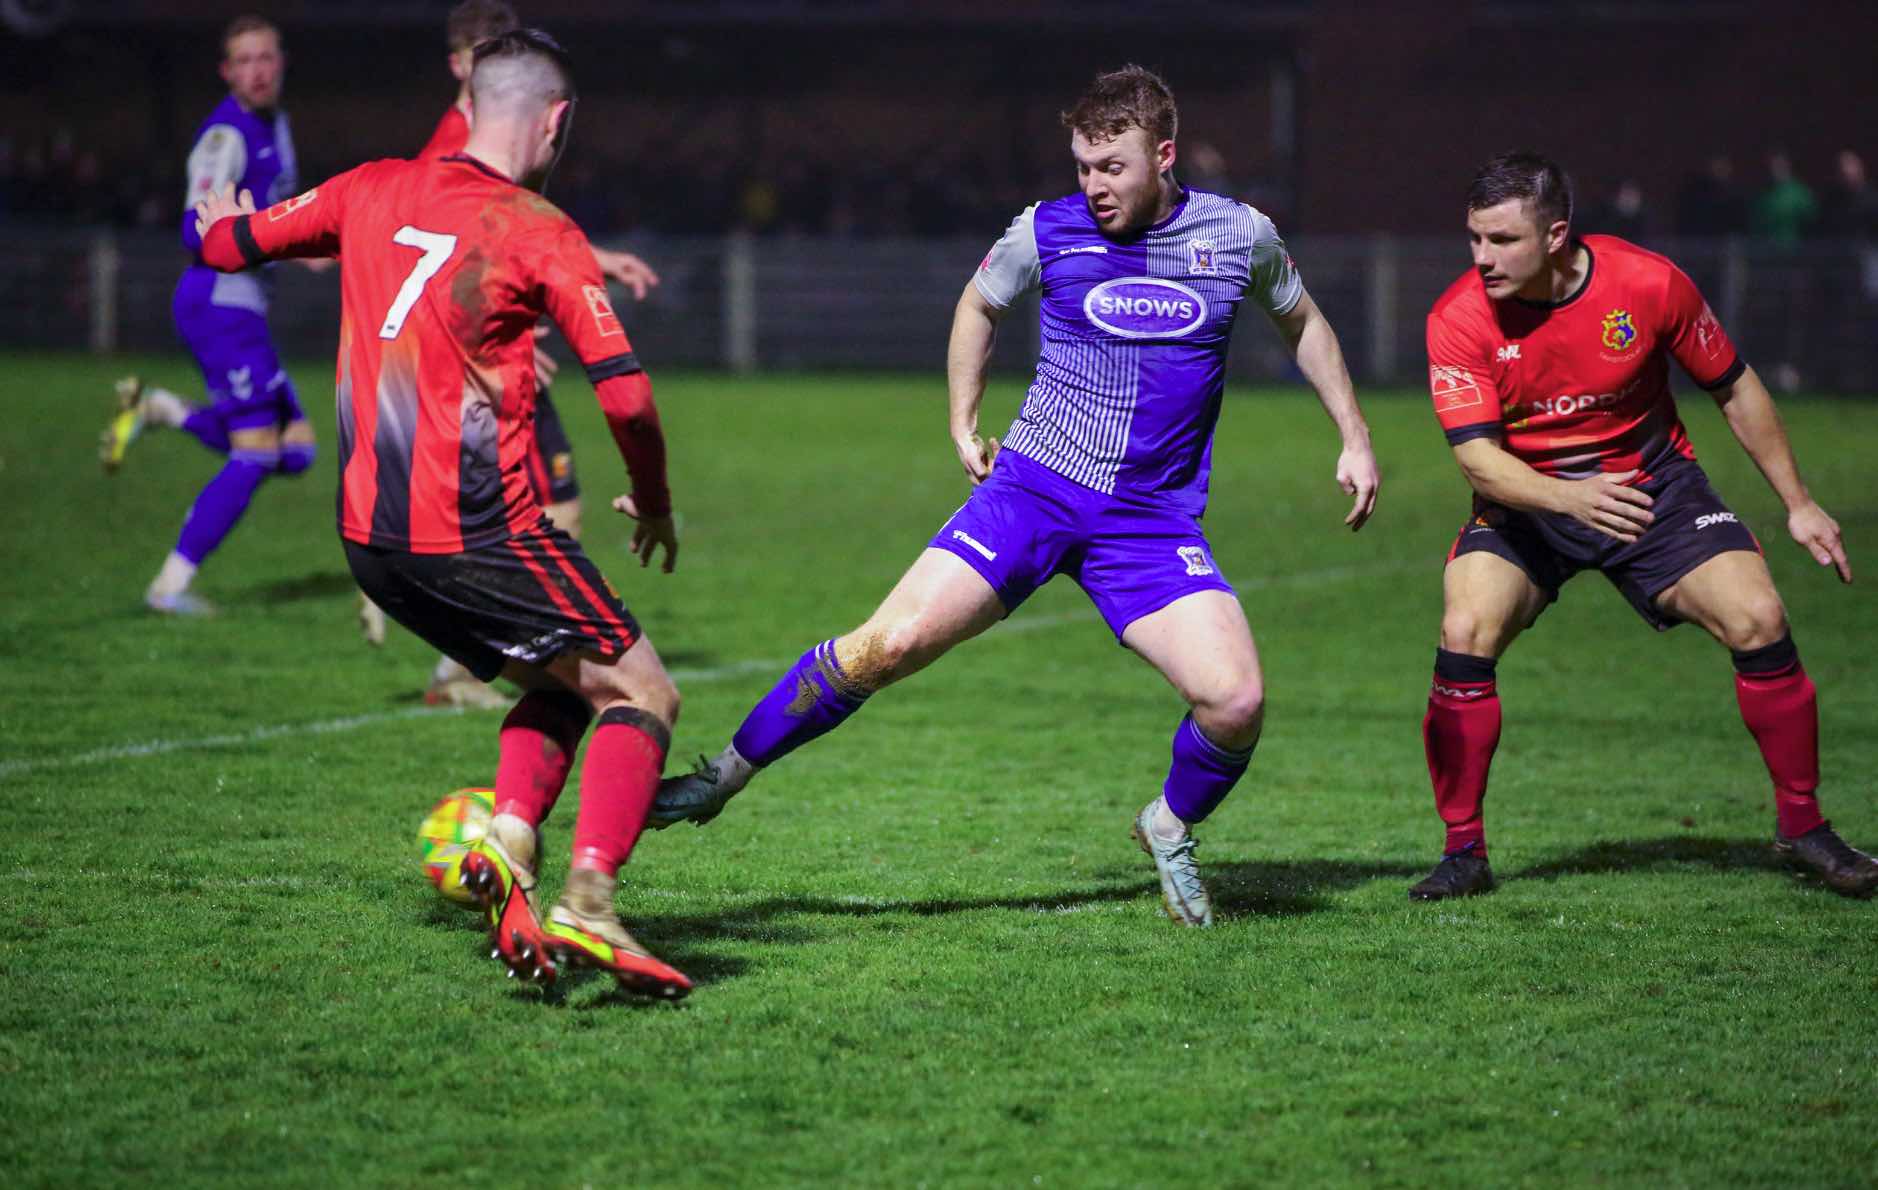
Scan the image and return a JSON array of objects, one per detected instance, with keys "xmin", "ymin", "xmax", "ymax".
[
  {"xmin": 366, "ymin": 0, "xmax": 664, "ymax": 711},
  {"xmin": 195, "ymin": 30, "xmax": 692, "ymax": 996},
  {"xmin": 1415, "ymin": 151, "xmax": 1870, "ymax": 900}
]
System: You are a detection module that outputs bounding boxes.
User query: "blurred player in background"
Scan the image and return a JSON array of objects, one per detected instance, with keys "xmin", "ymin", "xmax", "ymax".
[
  {"xmin": 102, "ymin": 15, "xmax": 327, "ymax": 614},
  {"xmin": 194, "ymin": 29, "xmax": 691, "ymax": 996},
  {"xmin": 358, "ymin": 0, "xmax": 663, "ymax": 708},
  {"xmin": 650, "ymin": 65, "xmax": 1380, "ymax": 928},
  {"xmin": 1415, "ymin": 151, "xmax": 1871, "ymax": 901}
]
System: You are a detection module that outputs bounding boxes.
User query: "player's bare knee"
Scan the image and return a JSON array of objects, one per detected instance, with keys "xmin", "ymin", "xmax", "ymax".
[
  {"xmin": 840, "ymin": 626, "xmax": 911, "ymax": 692},
  {"xmin": 1194, "ymin": 678, "xmax": 1263, "ymax": 748},
  {"xmin": 229, "ymin": 426, "xmax": 280, "ymax": 452},
  {"xmin": 638, "ymin": 669, "xmax": 681, "ymax": 725},
  {"xmin": 1722, "ymin": 595, "xmax": 1787, "ymax": 652},
  {"xmin": 1439, "ymin": 607, "xmax": 1492, "ymax": 656}
]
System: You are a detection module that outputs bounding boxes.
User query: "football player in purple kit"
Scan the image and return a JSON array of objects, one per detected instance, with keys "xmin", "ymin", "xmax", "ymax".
[
  {"xmin": 100, "ymin": 15, "xmax": 325, "ymax": 613},
  {"xmin": 650, "ymin": 65, "xmax": 1380, "ymax": 927}
]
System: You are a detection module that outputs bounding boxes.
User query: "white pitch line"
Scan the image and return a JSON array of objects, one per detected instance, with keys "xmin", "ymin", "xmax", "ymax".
[
  {"xmin": 2, "ymin": 559, "xmax": 1426, "ymax": 780},
  {"xmin": 0, "ymin": 659, "xmax": 789, "ymax": 781}
]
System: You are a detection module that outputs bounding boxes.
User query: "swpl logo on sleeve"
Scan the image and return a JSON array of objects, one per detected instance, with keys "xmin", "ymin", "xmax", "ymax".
[
  {"xmin": 1429, "ymin": 364, "xmax": 1485, "ymax": 412},
  {"xmin": 582, "ymin": 285, "xmax": 624, "ymax": 338}
]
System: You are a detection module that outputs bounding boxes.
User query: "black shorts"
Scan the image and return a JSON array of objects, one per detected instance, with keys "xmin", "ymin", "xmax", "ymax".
[
  {"xmin": 1446, "ymin": 458, "xmax": 1761, "ymax": 630},
  {"xmin": 527, "ymin": 389, "xmax": 580, "ymax": 507},
  {"xmin": 345, "ymin": 523, "xmax": 640, "ymax": 681}
]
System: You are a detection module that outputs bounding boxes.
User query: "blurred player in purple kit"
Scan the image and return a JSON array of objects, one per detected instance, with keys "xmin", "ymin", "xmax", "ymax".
[
  {"xmin": 101, "ymin": 15, "xmax": 326, "ymax": 614},
  {"xmin": 650, "ymin": 66, "xmax": 1380, "ymax": 927}
]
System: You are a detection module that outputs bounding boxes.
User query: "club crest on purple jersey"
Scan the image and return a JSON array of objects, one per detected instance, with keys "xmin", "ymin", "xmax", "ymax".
[
  {"xmin": 1083, "ymin": 277, "xmax": 1209, "ymax": 340},
  {"xmin": 1188, "ymin": 239, "xmax": 1217, "ymax": 274}
]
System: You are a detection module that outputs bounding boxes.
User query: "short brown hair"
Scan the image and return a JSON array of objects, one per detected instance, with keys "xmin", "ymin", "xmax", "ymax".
[
  {"xmin": 1467, "ymin": 151, "xmax": 1574, "ymax": 230},
  {"xmin": 1061, "ymin": 64, "xmax": 1177, "ymax": 147},
  {"xmin": 222, "ymin": 14, "xmax": 281, "ymax": 57},
  {"xmin": 448, "ymin": 0, "xmax": 520, "ymax": 51}
]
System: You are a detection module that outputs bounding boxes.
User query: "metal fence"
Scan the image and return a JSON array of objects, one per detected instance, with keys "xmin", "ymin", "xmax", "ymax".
[{"xmin": 6, "ymin": 226, "xmax": 1875, "ymax": 391}]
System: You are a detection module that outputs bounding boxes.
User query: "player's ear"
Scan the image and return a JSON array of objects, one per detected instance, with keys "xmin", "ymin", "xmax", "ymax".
[
  {"xmin": 1157, "ymin": 138, "xmax": 1177, "ymax": 176},
  {"xmin": 1545, "ymin": 218, "xmax": 1570, "ymax": 253}
]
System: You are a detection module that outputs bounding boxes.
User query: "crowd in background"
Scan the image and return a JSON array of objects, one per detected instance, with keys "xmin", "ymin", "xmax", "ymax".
[
  {"xmin": 1578, "ymin": 150, "xmax": 1878, "ymax": 246},
  {"xmin": 5, "ymin": 123, "xmax": 1874, "ymax": 245}
]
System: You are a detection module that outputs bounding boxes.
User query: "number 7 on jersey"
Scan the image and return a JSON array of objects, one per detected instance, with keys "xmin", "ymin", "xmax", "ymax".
[{"xmin": 378, "ymin": 226, "xmax": 458, "ymax": 340}]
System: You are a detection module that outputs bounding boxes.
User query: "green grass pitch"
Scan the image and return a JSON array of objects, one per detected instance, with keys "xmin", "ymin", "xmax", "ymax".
[{"xmin": 2, "ymin": 352, "xmax": 1875, "ymax": 1186}]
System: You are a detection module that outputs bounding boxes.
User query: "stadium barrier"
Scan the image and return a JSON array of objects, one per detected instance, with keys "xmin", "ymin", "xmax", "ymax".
[{"xmin": 8, "ymin": 227, "xmax": 1876, "ymax": 392}]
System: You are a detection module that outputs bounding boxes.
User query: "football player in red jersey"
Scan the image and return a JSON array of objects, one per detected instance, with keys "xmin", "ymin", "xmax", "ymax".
[
  {"xmin": 1413, "ymin": 151, "xmax": 1869, "ymax": 901},
  {"xmin": 363, "ymin": 0, "xmax": 665, "ymax": 709},
  {"xmin": 195, "ymin": 29, "xmax": 692, "ymax": 997}
]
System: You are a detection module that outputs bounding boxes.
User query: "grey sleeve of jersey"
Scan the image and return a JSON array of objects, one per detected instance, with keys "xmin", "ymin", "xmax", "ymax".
[
  {"xmin": 971, "ymin": 204, "xmax": 1042, "ymax": 309},
  {"xmin": 1245, "ymin": 207, "xmax": 1304, "ymax": 316},
  {"xmin": 184, "ymin": 124, "xmax": 246, "ymax": 212}
]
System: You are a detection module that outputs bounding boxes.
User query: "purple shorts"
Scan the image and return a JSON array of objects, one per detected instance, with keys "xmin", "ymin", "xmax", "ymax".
[
  {"xmin": 929, "ymin": 448, "xmax": 1235, "ymax": 640},
  {"xmin": 173, "ymin": 278, "xmax": 305, "ymax": 434},
  {"xmin": 1447, "ymin": 457, "xmax": 1760, "ymax": 630}
]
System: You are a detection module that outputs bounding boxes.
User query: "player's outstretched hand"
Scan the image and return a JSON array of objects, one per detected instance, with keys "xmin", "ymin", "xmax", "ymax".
[
  {"xmin": 592, "ymin": 247, "xmax": 660, "ymax": 301},
  {"xmin": 1788, "ymin": 500, "xmax": 1852, "ymax": 583},
  {"xmin": 1561, "ymin": 469, "xmax": 1654, "ymax": 544},
  {"xmin": 953, "ymin": 432, "xmax": 1000, "ymax": 485},
  {"xmin": 613, "ymin": 493, "xmax": 678, "ymax": 572},
  {"xmin": 1336, "ymin": 439, "xmax": 1380, "ymax": 530},
  {"xmin": 193, "ymin": 183, "xmax": 256, "ymax": 241}
]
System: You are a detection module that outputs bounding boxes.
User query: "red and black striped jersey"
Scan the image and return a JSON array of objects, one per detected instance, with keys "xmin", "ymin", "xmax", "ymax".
[
  {"xmin": 1426, "ymin": 234, "xmax": 1744, "ymax": 481},
  {"xmin": 202, "ymin": 153, "xmax": 665, "ymax": 553}
]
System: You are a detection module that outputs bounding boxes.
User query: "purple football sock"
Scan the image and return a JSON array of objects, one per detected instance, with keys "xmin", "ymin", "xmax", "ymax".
[
  {"xmin": 181, "ymin": 409, "xmax": 231, "ymax": 455},
  {"xmin": 731, "ymin": 639, "xmax": 870, "ymax": 767},
  {"xmin": 1162, "ymin": 714, "xmax": 1255, "ymax": 825},
  {"xmin": 174, "ymin": 453, "xmax": 271, "ymax": 565}
]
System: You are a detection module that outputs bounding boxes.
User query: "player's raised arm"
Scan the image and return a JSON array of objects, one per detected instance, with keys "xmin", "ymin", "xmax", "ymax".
[
  {"xmin": 541, "ymin": 227, "xmax": 676, "ymax": 572},
  {"xmin": 197, "ymin": 168, "xmax": 361, "ymax": 269}
]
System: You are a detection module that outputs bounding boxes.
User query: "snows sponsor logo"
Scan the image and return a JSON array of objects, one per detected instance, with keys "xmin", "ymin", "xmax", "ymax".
[
  {"xmin": 951, "ymin": 529, "xmax": 997, "ymax": 561},
  {"xmin": 1496, "ymin": 343, "xmax": 1521, "ymax": 362},
  {"xmin": 1083, "ymin": 277, "xmax": 1207, "ymax": 339},
  {"xmin": 267, "ymin": 189, "xmax": 318, "ymax": 220},
  {"xmin": 1695, "ymin": 512, "xmax": 1739, "ymax": 531},
  {"xmin": 583, "ymin": 284, "xmax": 623, "ymax": 338},
  {"xmin": 1178, "ymin": 546, "xmax": 1214, "ymax": 576},
  {"xmin": 1430, "ymin": 364, "xmax": 1485, "ymax": 412}
]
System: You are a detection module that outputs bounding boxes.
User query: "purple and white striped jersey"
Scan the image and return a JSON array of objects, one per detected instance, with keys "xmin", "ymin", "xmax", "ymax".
[
  {"xmin": 177, "ymin": 93, "xmax": 300, "ymax": 316},
  {"xmin": 973, "ymin": 189, "xmax": 1301, "ymax": 516}
]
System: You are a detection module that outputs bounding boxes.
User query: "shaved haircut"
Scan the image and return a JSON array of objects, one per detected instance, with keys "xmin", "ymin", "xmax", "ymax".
[{"xmin": 469, "ymin": 28, "xmax": 575, "ymax": 120}]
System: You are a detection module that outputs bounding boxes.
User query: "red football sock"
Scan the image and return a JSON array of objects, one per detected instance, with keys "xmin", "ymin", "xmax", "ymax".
[
  {"xmin": 493, "ymin": 691, "xmax": 591, "ymax": 828},
  {"xmin": 1733, "ymin": 639, "xmax": 1821, "ymax": 838},
  {"xmin": 570, "ymin": 706, "xmax": 670, "ymax": 878},
  {"xmin": 1424, "ymin": 650, "xmax": 1502, "ymax": 857}
]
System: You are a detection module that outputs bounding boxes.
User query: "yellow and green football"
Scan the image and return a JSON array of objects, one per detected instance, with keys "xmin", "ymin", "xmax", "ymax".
[{"xmin": 416, "ymin": 787, "xmax": 495, "ymax": 906}]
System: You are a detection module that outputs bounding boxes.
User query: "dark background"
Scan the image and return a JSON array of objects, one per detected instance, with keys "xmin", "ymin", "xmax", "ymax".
[{"xmin": 4, "ymin": 0, "xmax": 1874, "ymax": 240}]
